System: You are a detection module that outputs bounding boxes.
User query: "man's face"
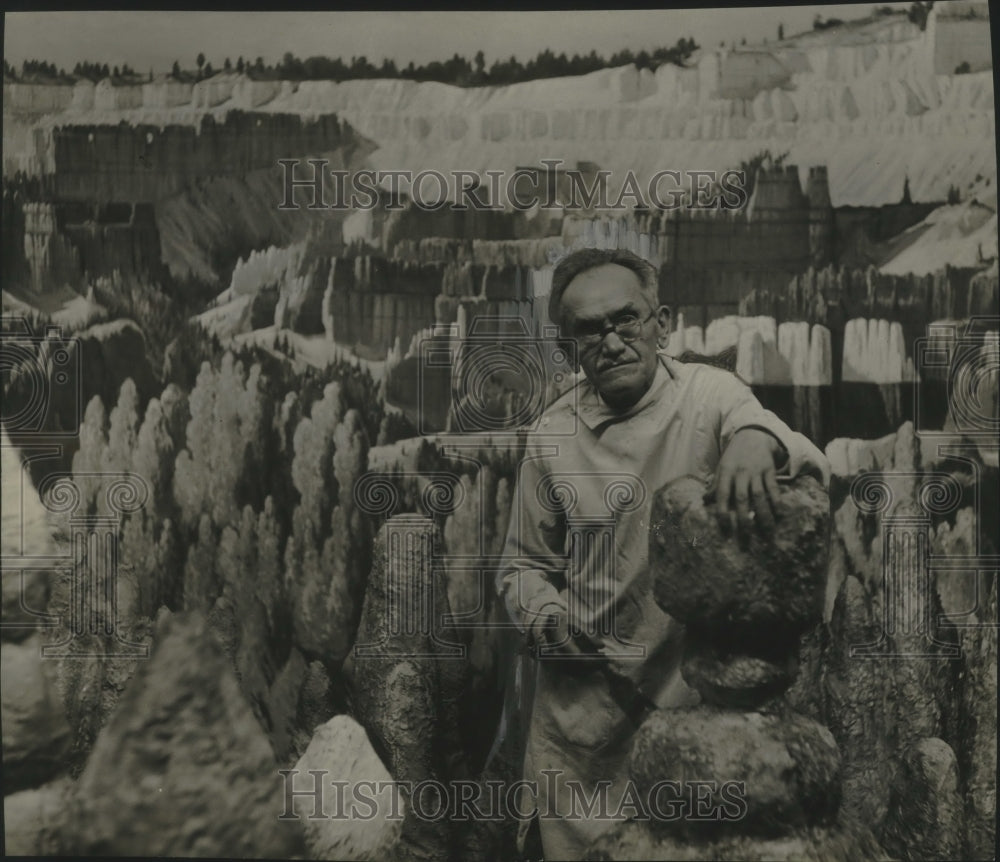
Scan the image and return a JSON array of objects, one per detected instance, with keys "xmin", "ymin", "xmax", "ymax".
[{"xmin": 558, "ymin": 263, "xmax": 670, "ymax": 411}]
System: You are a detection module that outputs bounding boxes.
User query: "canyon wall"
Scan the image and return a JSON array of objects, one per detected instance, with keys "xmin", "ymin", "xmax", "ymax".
[
  {"xmin": 2, "ymin": 112, "xmax": 374, "ymax": 293},
  {"xmin": 183, "ymin": 162, "xmax": 994, "ymax": 446},
  {"xmin": 4, "ymin": 5, "xmax": 991, "ymax": 313},
  {"xmin": 5, "ymin": 5, "xmax": 993, "ymax": 209},
  {"xmin": 34, "ymin": 112, "xmax": 353, "ymax": 203}
]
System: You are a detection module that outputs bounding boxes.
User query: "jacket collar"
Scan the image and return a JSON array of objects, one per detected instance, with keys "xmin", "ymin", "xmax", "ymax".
[{"xmin": 573, "ymin": 352, "xmax": 679, "ymax": 431}]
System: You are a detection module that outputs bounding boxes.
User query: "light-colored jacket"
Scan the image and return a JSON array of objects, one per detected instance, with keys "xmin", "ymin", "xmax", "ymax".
[{"xmin": 497, "ymin": 353, "xmax": 830, "ymax": 859}]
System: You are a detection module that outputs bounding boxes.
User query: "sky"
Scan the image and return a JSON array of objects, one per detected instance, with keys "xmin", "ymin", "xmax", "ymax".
[{"xmin": 4, "ymin": 4, "xmax": 913, "ymax": 75}]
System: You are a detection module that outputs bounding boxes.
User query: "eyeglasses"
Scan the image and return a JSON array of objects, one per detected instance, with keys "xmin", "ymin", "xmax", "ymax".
[{"xmin": 571, "ymin": 311, "xmax": 656, "ymax": 354}]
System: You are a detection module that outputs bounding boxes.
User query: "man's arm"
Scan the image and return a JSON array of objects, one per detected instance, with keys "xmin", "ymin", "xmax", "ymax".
[
  {"xmin": 709, "ymin": 367, "xmax": 830, "ymax": 533},
  {"xmin": 496, "ymin": 443, "xmax": 569, "ymax": 647},
  {"xmin": 714, "ymin": 368, "xmax": 829, "ymax": 481}
]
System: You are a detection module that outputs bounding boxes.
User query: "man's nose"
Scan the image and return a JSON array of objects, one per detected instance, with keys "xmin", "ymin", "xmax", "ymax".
[{"xmin": 601, "ymin": 330, "xmax": 628, "ymax": 355}]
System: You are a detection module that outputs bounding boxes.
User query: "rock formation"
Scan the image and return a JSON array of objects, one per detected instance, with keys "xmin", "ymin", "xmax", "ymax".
[
  {"xmin": 0, "ymin": 634, "xmax": 72, "ymax": 793},
  {"xmin": 58, "ymin": 611, "xmax": 305, "ymax": 857},
  {"xmin": 3, "ymin": 779, "xmax": 72, "ymax": 855},
  {"xmin": 344, "ymin": 515, "xmax": 458, "ymax": 861},
  {"xmin": 798, "ymin": 420, "xmax": 998, "ymax": 861},
  {"xmin": 589, "ymin": 474, "xmax": 886, "ymax": 860},
  {"xmin": 1, "ymin": 432, "xmax": 71, "ymax": 803},
  {"xmin": 291, "ymin": 714, "xmax": 404, "ymax": 861},
  {"xmin": 879, "ymin": 737, "xmax": 963, "ymax": 860}
]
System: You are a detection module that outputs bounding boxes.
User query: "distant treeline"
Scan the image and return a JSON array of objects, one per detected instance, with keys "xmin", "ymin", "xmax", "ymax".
[
  {"xmin": 4, "ymin": 38, "xmax": 699, "ymax": 88},
  {"xmin": 4, "ymin": 58, "xmax": 146, "ymax": 84},
  {"xmin": 264, "ymin": 40, "xmax": 700, "ymax": 85},
  {"xmin": 2, "ymin": 3, "xmax": 938, "ymax": 87}
]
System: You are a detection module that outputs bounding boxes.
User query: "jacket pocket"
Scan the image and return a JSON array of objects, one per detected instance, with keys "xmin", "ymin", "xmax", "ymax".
[{"xmin": 535, "ymin": 664, "xmax": 630, "ymax": 754}]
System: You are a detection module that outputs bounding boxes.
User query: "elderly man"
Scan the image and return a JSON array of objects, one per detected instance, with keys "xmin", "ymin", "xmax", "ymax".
[{"xmin": 497, "ymin": 248, "xmax": 829, "ymax": 859}]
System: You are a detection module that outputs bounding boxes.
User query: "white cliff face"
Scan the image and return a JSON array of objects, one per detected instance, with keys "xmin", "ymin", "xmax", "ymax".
[
  {"xmin": 141, "ymin": 78, "xmax": 194, "ymax": 110},
  {"xmin": 191, "ymin": 72, "xmax": 242, "ymax": 109},
  {"xmin": 663, "ymin": 313, "xmax": 834, "ymax": 386},
  {"xmin": 195, "ymin": 243, "xmax": 307, "ymax": 338},
  {"xmin": 842, "ymin": 318, "xmax": 916, "ymax": 384},
  {"xmin": 226, "ymin": 243, "xmax": 306, "ymax": 299},
  {"xmin": 1, "ymin": 426, "xmax": 58, "ymax": 560},
  {"xmin": 246, "ymin": 11, "xmax": 991, "ymax": 208},
  {"xmin": 2, "ymin": 83, "xmax": 74, "ymax": 115},
  {"xmin": 93, "ymin": 79, "xmax": 143, "ymax": 112},
  {"xmin": 4, "ymin": 8, "xmax": 993, "ymax": 209},
  {"xmin": 70, "ymin": 80, "xmax": 96, "ymax": 111},
  {"xmin": 564, "ymin": 215, "xmax": 661, "ymax": 266},
  {"xmin": 879, "ymin": 201, "xmax": 998, "ymax": 276}
]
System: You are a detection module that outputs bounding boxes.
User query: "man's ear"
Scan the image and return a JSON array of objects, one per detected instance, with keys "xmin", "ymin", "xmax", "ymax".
[{"xmin": 655, "ymin": 304, "xmax": 671, "ymax": 348}]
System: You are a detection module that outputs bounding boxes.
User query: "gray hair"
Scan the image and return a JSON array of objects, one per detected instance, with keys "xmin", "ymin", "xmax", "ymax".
[{"xmin": 548, "ymin": 248, "xmax": 661, "ymax": 326}]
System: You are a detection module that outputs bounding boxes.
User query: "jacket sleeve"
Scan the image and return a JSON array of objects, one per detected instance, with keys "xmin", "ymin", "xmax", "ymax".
[
  {"xmin": 713, "ymin": 368, "xmax": 831, "ymax": 487},
  {"xmin": 496, "ymin": 440, "xmax": 569, "ymax": 644}
]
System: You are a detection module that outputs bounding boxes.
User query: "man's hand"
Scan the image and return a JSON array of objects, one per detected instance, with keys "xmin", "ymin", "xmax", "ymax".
[
  {"xmin": 713, "ymin": 428, "xmax": 786, "ymax": 539},
  {"xmin": 533, "ymin": 609, "xmax": 584, "ymax": 656}
]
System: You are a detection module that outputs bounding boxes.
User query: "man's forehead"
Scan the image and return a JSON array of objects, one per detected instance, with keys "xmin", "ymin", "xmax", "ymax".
[{"xmin": 560, "ymin": 264, "xmax": 647, "ymax": 322}]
